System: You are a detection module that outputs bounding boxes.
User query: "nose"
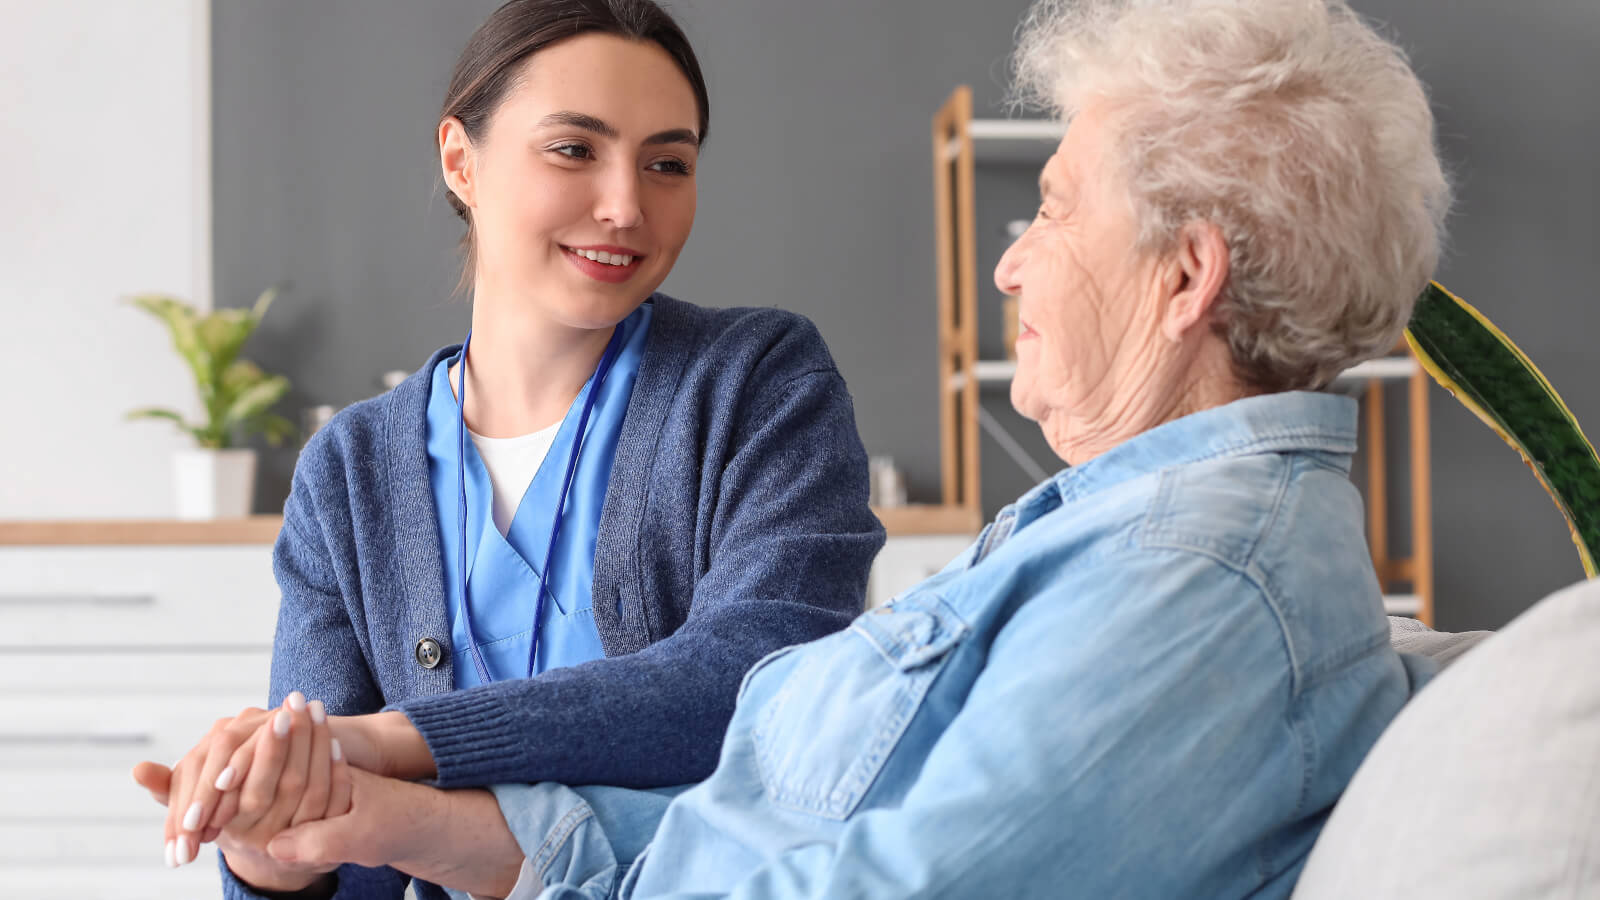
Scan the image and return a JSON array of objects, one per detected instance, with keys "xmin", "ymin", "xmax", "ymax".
[
  {"xmin": 594, "ymin": 163, "xmax": 644, "ymax": 230},
  {"xmin": 994, "ymin": 230, "xmax": 1027, "ymax": 297}
]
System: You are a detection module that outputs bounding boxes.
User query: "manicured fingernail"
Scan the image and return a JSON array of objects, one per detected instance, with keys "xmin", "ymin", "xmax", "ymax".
[
  {"xmin": 286, "ymin": 690, "xmax": 306, "ymax": 712},
  {"xmin": 308, "ymin": 699, "xmax": 326, "ymax": 724},
  {"xmin": 274, "ymin": 708, "xmax": 291, "ymax": 737},
  {"xmin": 176, "ymin": 835, "xmax": 193, "ymax": 865},
  {"xmin": 164, "ymin": 839, "xmax": 176, "ymax": 868},
  {"xmin": 330, "ymin": 738, "xmax": 343, "ymax": 762},
  {"xmin": 182, "ymin": 801, "xmax": 203, "ymax": 831},
  {"xmin": 214, "ymin": 766, "xmax": 236, "ymax": 791}
]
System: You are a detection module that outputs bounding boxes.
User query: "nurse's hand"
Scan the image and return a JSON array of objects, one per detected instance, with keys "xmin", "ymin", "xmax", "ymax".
[
  {"xmin": 323, "ymin": 710, "xmax": 437, "ymax": 781},
  {"xmin": 177, "ymin": 708, "xmax": 436, "ymax": 789}
]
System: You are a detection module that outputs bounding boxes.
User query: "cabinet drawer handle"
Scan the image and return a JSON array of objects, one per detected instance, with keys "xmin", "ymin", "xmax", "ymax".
[
  {"xmin": 0, "ymin": 733, "xmax": 154, "ymax": 746},
  {"xmin": 0, "ymin": 594, "xmax": 155, "ymax": 607}
]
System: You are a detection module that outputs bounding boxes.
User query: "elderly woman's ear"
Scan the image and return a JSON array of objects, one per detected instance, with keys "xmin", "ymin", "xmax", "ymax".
[{"xmin": 1159, "ymin": 220, "xmax": 1229, "ymax": 344}]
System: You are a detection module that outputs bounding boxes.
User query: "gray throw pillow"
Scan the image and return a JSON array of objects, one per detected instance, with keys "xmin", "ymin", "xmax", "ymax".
[
  {"xmin": 1294, "ymin": 579, "xmax": 1600, "ymax": 898},
  {"xmin": 1388, "ymin": 614, "xmax": 1493, "ymax": 668}
]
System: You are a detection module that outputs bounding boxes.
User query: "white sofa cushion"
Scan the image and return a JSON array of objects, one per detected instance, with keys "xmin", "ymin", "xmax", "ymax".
[{"xmin": 1294, "ymin": 579, "xmax": 1600, "ymax": 898}]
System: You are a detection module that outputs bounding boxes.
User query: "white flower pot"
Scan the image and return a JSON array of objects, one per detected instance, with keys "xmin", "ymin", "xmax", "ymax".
[{"xmin": 173, "ymin": 448, "xmax": 257, "ymax": 519}]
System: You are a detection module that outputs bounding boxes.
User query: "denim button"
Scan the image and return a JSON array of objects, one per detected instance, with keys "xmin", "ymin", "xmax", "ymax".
[{"xmin": 415, "ymin": 637, "xmax": 444, "ymax": 669}]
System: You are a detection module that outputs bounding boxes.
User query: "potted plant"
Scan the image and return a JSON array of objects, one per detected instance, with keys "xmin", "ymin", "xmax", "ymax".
[{"xmin": 126, "ymin": 288, "xmax": 295, "ymax": 519}]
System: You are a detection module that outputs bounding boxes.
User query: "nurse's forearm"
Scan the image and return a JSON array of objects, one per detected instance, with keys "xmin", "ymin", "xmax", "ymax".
[{"xmin": 389, "ymin": 787, "xmax": 524, "ymax": 898}]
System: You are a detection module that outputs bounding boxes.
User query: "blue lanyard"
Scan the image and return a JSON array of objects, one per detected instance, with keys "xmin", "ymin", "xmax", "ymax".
[{"xmin": 454, "ymin": 327, "xmax": 626, "ymax": 684}]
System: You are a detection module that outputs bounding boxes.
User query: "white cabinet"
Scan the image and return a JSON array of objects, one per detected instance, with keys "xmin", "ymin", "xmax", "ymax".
[
  {"xmin": 0, "ymin": 524, "xmax": 277, "ymax": 898},
  {"xmin": 867, "ymin": 534, "xmax": 976, "ymax": 609}
]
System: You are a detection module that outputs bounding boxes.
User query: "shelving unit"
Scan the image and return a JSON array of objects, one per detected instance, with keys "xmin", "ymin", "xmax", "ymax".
[
  {"xmin": 922, "ymin": 85, "xmax": 1436, "ymax": 624},
  {"xmin": 0, "ymin": 521, "xmax": 279, "ymax": 895}
]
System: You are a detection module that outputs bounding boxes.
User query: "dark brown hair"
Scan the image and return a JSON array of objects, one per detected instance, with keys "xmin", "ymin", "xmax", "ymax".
[{"xmin": 439, "ymin": 0, "xmax": 710, "ymax": 291}]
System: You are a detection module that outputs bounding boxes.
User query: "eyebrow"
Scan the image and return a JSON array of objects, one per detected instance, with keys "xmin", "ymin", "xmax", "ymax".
[{"xmin": 538, "ymin": 111, "xmax": 700, "ymax": 147}]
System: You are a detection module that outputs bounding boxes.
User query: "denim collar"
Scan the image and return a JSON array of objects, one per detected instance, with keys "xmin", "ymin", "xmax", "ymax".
[{"xmin": 977, "ymin": 391, "xmax": 1359, "ymax": 557}]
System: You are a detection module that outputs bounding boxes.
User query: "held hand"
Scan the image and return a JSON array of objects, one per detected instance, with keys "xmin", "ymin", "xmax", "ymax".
[
  {"xmin": 139, "ymin": 703, "xmax": 274, "ymax": 867},
  {"xmin": 131, "ymin": 760, "xmax": 173, "ymax": 808},
  {"xmin": 214, "ymin": 692, "xmax": 352, "ymax": 893}
]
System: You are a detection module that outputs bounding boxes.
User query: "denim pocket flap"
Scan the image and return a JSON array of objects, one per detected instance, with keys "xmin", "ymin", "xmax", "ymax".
[
  {"xmin": 852, "ymin": 596, "xmax": 968, "ymax": 671},
  {"xmin": 752, "ymin": 593, "xmax": 969, "ymax": 820}
]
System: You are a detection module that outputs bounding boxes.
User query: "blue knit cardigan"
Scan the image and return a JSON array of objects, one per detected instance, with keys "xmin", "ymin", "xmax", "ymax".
[{"xmin": 223, "ymin": 295, "xmax": 883, "ymax": 899}]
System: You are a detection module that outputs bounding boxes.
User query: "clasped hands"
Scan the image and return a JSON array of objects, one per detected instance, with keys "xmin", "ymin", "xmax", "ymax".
[{"xmin": 131, "ymin": 694, "xmax": 442, "ymax": 895}]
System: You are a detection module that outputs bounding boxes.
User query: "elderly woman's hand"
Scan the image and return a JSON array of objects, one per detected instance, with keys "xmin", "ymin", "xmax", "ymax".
[
  {"xmin": 264, "ymin": 767, "xmax": 525, "ymax": 898},
  {"xmin": 134, "ymin": 702, "xmax": 274, "ymax": 865},
  {"xmin": 132, "ymin": 691, "xmax": 351, "ymax": 892}
]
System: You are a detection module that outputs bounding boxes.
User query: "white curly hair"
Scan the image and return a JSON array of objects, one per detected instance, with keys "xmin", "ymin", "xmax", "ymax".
[{"xmin": 1011, "ymin": 0, "xmax": 1452, "ymax": 390}]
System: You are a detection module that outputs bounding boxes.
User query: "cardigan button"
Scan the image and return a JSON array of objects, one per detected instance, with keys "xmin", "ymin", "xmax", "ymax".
[{"xmin": 414, "ymin": 637, "xmax": 444, "ymax": 670}]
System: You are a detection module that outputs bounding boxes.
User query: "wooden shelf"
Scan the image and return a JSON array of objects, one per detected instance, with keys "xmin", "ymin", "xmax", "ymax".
[
  {"xmin": 1, "ymin": 510, "xmax": 981, "ymax": 545},
  {"xmin": 950, "ymin": 356, "xmax": 1422, "ymax": 390},
  {"xmin": 1383, "ymin": 593, "xmax": 1423, "ymax": 617},
  {"xmin": 941, "ymin": 118, "xmax": 1065, "ymax": 164},
  {"xmin": 872, "ymin": 504, "xmax": 982, "ymax": 536},
  {"xmin": 0, "ymin": 516, "xmax": 283, "ymax": 546}
]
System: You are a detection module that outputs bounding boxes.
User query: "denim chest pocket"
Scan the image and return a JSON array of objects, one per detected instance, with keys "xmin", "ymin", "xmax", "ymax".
[{"xmin": 752, "ymin": 594, "xmax": 968, "ymax": 820}]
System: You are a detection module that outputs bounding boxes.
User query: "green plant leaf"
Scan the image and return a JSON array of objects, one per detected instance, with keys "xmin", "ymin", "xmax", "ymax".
[
  {"xmin": 127, "ymin": 287, "xmax": 292, "ymax": 450},
  {"xmin": 197, "ymin": 307, "xmax": 260, "ymax": 376},
  {"xmin": 125, "ymin": 406, "xmax": 193, "ymax": 429},
  {"xmin": 131, "ymin": 295, "xmax": 214, "ymax": 402},
  {"xmin": 1406, "ymin": 282, "xmax": 1600, "ymax": 577},
  {"xmin": 253, "ymin": 412, "xmax": 297, "ymax": 448},
  {"xmin": 251, "ymin": 285, "xmax": 279, "ymax": 321},
  {"xmin": 194, "ymin": 428, "xmax": 227, "ymax": 450},
  {"xmin": 220, "ymin": 359, "xmax": 267, "ymax": 398},
  {"xmin": 219, "ymin": 372, "xmax": 291, "ymax": 437}
]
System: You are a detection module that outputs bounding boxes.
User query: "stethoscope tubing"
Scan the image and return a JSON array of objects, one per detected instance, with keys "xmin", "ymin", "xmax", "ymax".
[{"xmin": 454, "ymin": 326, "xmax": 626, "ymax": 684}]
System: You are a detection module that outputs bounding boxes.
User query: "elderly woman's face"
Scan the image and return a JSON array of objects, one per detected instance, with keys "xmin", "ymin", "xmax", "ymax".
[{"xmin": 994, "ymin": 107, "xmax": 1172, "ymax": 458}]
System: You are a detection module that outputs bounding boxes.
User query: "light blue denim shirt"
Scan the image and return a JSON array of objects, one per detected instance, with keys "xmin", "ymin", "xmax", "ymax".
[{"xmin": 487, "ymin": 391, "xmax": 1430, "ymax": 900}]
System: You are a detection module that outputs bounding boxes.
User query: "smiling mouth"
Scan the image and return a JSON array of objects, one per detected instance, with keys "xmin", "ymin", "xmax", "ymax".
[{"xmin": 562, "ymin": 245, "xmax": 642, "ymax": 267}]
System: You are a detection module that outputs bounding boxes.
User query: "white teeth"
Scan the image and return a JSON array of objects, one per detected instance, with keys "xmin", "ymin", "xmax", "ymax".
[{"xmin": 570, "ymin": 248, "xmax": 634, "ymax": 267}]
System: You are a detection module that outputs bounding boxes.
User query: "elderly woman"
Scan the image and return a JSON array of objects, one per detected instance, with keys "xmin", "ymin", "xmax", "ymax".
[{"xmin": 251, "ymin": 0, "xmax": 1450, "ymax": 897}]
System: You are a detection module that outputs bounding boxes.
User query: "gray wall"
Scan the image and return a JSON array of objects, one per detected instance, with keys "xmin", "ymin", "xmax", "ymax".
[{"xmin": 215, "ymin": 0, "xmax": 1600, "ymax": 632}]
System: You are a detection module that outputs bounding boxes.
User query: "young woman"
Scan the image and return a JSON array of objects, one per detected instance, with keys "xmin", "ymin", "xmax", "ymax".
[{"xmin": 132, "ymin": 2, "xmax": 882, "ymax": 897}]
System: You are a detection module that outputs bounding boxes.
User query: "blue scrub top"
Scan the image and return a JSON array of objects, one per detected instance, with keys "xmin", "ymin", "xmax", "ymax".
[{"xmin": 425, "ymin": 302, "xmax": 654, "ymax": 688}]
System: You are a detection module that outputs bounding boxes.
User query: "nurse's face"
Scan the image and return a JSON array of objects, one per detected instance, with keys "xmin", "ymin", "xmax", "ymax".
[{"xmin": 441, "ymin": 33, "xmax": 700, "ymax": 329}]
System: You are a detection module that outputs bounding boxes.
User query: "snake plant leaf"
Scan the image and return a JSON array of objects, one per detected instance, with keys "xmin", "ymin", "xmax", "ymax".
[{"xmin": 1405, "ymin": 281, "xmax": 1600, "ymax": 577}]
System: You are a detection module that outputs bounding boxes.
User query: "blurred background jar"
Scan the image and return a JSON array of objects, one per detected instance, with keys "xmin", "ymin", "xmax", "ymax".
[{"xmin": 869, "ymin": 455, "xmax": 907, "ymax": 508}]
